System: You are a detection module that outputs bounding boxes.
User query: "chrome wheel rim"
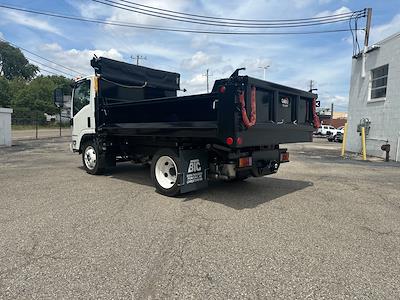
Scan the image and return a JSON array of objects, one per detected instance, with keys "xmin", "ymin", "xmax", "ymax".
[
  {"xmin": 155, "ymin": 156, "xmax": 177, "ymax": 189},
  {"xmin": 84, "ymin": 146, "xmax": 97, "ymax": 170}
]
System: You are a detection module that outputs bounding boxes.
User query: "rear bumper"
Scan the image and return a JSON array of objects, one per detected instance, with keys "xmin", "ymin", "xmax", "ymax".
[{"xmin": 236, "ymin": 148, "xmax": 289, "ymax": 177}]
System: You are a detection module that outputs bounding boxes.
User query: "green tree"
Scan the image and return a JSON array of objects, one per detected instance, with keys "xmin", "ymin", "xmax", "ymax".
[
  {"xmin": 11, "ymin": 75, "xmax": 73, "ymax": 119},
  {"xmin": 0, "ymin": 41, "xmax": 39, "ymax": 80},
  {"xmin": 0, "ymin": 76, "xmax": 11, "ymax": 107}
]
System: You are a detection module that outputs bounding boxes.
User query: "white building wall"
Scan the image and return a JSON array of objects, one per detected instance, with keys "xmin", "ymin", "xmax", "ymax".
[
  {"xmin": 0, "ymin": 107, "xmax": 13, "ymax": 147},
  {"xmin": 347, "ymin": 33, "xmax": 400, "ymax": 161}
]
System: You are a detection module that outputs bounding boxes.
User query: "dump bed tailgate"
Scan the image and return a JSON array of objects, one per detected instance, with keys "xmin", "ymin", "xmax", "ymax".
[{"xmin": 213, "ymin": 76, "xmax": 317, "ymax": 148}]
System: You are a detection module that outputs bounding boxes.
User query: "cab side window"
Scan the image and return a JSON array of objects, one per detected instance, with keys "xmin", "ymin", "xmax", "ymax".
[{"xmin": 73, "ymin": 80, "xmax": 91, "ymax": 116}]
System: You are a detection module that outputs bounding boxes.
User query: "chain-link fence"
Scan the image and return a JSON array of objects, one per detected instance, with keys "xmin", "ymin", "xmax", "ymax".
[{"xmin": 12, "ymin": 111, "xmax": 71, "ymax": 141}]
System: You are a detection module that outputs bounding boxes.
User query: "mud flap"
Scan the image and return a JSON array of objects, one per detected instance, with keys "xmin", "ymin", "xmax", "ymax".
[{"xmin": 178, "ymin": 149, "xmax": 208, "ymax": 194}]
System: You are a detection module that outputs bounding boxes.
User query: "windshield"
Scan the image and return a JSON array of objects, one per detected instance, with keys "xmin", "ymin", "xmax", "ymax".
[{"xmin": 73, "ymin": 80, "xmax": 90, "ymax": 116}]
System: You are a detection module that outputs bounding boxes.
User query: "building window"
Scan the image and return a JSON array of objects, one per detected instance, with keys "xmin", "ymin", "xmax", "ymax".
[{"xmin": 370, "ymin": 64, "xmax": 389, "ymax": 100}]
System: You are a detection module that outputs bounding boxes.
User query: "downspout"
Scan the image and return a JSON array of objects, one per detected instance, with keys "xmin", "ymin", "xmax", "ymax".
[
  {"xmin": 396, "ymin": 132, "xmax": 400, "ymax": 162},
  {"xmin": 361, "ymin": 48, "xmax": 367, "ymax": 78}
]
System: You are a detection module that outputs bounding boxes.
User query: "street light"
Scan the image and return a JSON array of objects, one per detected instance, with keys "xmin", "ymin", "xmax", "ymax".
[{"xmin": 258, "ymin": 65, "xmax": 270, "ymax": 80}]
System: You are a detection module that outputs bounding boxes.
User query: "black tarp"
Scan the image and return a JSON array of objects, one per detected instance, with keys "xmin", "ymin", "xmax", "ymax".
[{"xmin": 90, "ymin": 56, "xmax": 180, "ymax": 91}]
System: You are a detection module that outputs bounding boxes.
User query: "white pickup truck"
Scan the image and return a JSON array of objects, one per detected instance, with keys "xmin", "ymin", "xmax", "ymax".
[{"xmin": 316, "ymin": 125, "xmax": 337, "ymax": 136}]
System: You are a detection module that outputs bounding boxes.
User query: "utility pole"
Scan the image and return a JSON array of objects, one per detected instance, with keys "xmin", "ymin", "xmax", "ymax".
[
  {"xmin": 364, "ymin": 8, "xmax": 373, "ymax": 48},
  {"xmin": 59, "ymin": 106, "xmax": 62, "ymax": 137},
  {"xmin": 258, "ymin": 65, "xmax": 270, "ymax": 80},
  {"xmin": 131, "ymin": 55, "xmax": 147, "ymax": 66},
  {"xmin": 361, "ymin": 8, "xmax": 372, "ymax": 78},
  {"xmin": 331, "ymin": 102, "xmax": 334, "ymax": 125},
  {"xmin": 203, "ymin": 69, "xmax": 213, "ymax": 93},
  {"xmin": 308, "ymin": 80, "xmax": 317, "ymax": 93}
]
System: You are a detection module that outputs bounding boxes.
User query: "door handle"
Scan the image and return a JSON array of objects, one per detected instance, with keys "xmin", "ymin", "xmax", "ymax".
[{"xmin": 212, "ymin": 99, "xmax": 219, "ymax": 110}]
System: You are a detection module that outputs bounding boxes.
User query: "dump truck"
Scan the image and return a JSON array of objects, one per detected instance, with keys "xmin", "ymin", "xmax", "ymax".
[{"xmin": 54, "ymin": 57, "xmax": 319, "ymax": 196}]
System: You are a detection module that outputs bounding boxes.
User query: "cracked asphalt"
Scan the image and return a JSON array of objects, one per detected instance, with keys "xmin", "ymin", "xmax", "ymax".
[{"xmin": 0, "ymin": 137, "xmax": 399, "ymax": 299}]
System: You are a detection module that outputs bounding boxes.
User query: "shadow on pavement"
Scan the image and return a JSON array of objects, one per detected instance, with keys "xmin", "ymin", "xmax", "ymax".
[
  {"xmin": 107, "ymin": 162, "xmax": 313, "ymax": 210},
  {"xmin": 184, "ymin": 177, "xmax": 313, "ymax": 210},
  {"xmin": 107, "ymin": 163, "xmax": 152, "ymax": 187}
]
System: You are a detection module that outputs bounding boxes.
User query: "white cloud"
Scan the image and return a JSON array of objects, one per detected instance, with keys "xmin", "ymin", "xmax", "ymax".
[
  {"xmin": 181, "ymin": 73, "xmax": 208, "ymax": 94},
  {"xmin": 0, "ymin": 32, "xmax": 3, "ymax": 39},
  {"xmin": 318, "ymin": 0, "xmax": 334, "ymax": 4},
  {"xmin": 7, "ymin": 0, "xmax": 366, "ymax": 112},
  {"xmin": 181, "ymin": 51, "xmax": 222, "ymax": 70},
  {"xmin": 35, "ymin": 43, "xmax": 123, "ymax": 77},
  {"xmin": 238, "ymin": 58, "xmax": 272, "ymax": 73},
  {"xmin": 80, "ymin": 0, "xmax": 191, "ymax": 34},
  {"xmin": 314, "ymin": 6, "xmax": 351, "ymax": 18},
  {"xmin": 0, "ymin": 10, "xmax": 62, "ymax": 35},
  {"xmin": 370, "ymin": 14, "xmax": 400, "ymax": 44},
  {"xmin": 318, "ymin": 94, "xmax": 348, "ymax": 110},
  {"xmin": 69, "ymin": 0, "xmax": 111, "ymax": 19}
]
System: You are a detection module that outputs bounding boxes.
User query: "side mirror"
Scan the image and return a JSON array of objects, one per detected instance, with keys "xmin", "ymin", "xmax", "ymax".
[{"xmin": 53, "ymin": 88, "xmax": 64, "ymax": 108}]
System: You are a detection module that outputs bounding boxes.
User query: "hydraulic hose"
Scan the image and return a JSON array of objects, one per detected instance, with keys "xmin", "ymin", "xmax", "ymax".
[
  {"xmin": 239, "ymin": 86, "xmax": 257, "ymax": 128},
  {"xmin": 312, "ymin": 98, "xmax": 321, "ymax": 128}
]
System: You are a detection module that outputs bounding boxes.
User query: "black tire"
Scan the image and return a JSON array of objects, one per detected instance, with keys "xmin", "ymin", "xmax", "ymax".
[
  {"xmin": 82, "ymin": 140, "xmax": 105, "ymax": 175},
  {"xmin": 151, "ymin": 148, "xmax": 181, "ymax": 197}
]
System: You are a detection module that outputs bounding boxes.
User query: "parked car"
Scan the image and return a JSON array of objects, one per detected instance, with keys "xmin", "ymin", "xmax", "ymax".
[
  {"xmin": 327, "ymin": 132, "xmax": 343, "ymax": 143},
  {"xmin": 336, "ymin": 126, "xmax": 344, "ymax": 134},
  {"xmin": 316, "ymin": 125, "xmax": 337, "ymax": 136},
  {"xmin": 336, "ymin": 132, "xmax": 343, "ymax": 143}
]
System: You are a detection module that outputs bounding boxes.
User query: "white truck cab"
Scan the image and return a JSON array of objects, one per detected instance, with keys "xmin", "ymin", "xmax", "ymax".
[{"xmin": 70, "ymin": 76, "xmax": 96, "ymax": 152}]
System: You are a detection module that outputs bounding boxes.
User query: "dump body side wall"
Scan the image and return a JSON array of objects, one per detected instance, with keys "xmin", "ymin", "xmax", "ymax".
[{"xmin": 96, "ymin": 76, "xmax": 315, "ymax": 147}]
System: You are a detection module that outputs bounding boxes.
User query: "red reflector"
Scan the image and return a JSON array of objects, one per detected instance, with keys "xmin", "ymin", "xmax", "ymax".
[
  {"xmin": 237, "ymin": 137, "xmax": 243, "ymax": 145},
  {"xmin": 280, "ymin": 152, "xmax": 289, "ymax": 162},
  {"xmin": 219, "ymin": 85, "xmax": 226, "ymax": 93},
  {"xmin": 239, "ymin": 157, "xmax": 252, "ymax": 168},
  {"xmin": 226, "ymin": 137, "xmax": 234, "ymax": 145}
]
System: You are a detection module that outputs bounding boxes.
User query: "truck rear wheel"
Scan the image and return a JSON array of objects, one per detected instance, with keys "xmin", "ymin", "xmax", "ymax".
[
  {"xmin": 151, "ymin": 149, "xmax": 181, "ymax": 197},
  {"xmin": 82, "ymin": 140, "xmax": 105, "ymax": 175}
]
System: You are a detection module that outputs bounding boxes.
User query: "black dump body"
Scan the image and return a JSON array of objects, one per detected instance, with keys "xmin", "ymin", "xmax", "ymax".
[{"xmin": 93, "ymin": 57, "xmax": 316, "ymax": 147}]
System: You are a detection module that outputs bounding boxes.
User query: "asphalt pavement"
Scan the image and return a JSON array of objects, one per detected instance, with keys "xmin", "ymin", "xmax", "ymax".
[{"xmin": 0, "ymin": 138, "xmax": 399, "ymax": 299}]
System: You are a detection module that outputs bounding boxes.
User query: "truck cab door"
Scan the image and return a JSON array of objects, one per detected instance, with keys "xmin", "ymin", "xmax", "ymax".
[{"xmin": 71, "ymin": 78, "xmax": 95, "ymax": 151}]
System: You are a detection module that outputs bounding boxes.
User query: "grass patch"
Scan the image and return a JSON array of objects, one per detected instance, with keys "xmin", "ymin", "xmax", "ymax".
[{"xmin": 12, "ymin": 124, "xmax": 71, "ymax": 130}]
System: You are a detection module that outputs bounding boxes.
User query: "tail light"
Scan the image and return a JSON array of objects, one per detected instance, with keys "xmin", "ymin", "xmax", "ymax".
[
  {"xmin": 280, "ymin": 152, "xmax": 289, "ymax": 162},
  {"xmin": 239, "ymin": 157, "xmax": 252, "ymax": 168}
]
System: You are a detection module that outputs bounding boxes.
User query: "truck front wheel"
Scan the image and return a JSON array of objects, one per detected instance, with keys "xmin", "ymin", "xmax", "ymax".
[
  {"xmin": 82, "ymin": 140, "xmax": 105, "ymax": 175},
  {"xmin": 151, "ymin": 149, "xmax": 181, "ymax": 196}
]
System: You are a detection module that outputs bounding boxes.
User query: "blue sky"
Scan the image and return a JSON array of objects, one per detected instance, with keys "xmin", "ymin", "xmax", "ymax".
[{"xmin": 1, "ymin": 0, "xmax": 400, "ymax": 111}]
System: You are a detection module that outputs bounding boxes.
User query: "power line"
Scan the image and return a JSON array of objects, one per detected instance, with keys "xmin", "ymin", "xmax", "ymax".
[
  {"xmin": 0, "ymin": 36, "xmax": 81, "ymax": 75},
  {"xmin": 98, "ymin": 0, "xmax": 364, "ymax": 25},
  {"xmin": 25, "ymin": 56, "xmax": 76, "ymax": 77},
  {"xmin": 92, "ymin": 0, "xmax": 365, "ymax": 28},
  {"xmin": 0, "ymin": 4, "xmax": 363, "ymax": 35},
  {"xmin": 37, "ymin": 66, "xmax": 63, "ymax": 76},
  {"xmin": 111, "ymin": 0, "xmax": 365, "ymax": 23}
]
